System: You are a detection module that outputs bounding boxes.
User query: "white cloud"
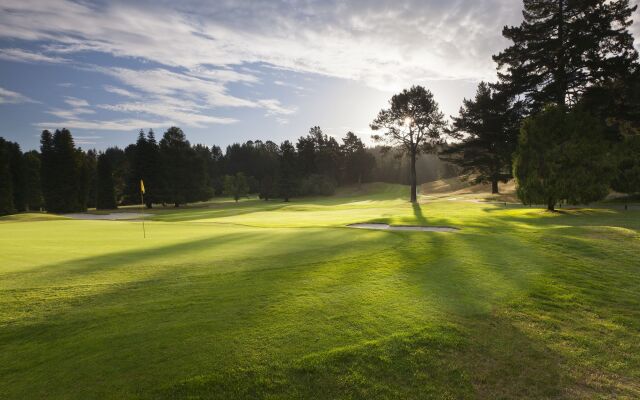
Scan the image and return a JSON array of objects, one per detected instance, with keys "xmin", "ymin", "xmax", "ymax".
[
  {"xmin": 0, "ymin": 0, "xmax": 529, "ymax": 92},
  {"xmin": 97, "ymin": 100, "xmax": 237, "ymax": 128},
  {"xmin": 0, "ymin": 86, "xmax": 37, "ymax": 104},
  {"xmin": 33, "ymin": 118, "xmax": 174, "ymax": 132},
  {"xmin": 103, "ymin": 85, "xmax": 137, "ymax": 98},
  {"xmin": 0, "ymin": 48, "xmax": 69, "ymax": 64},
  {"xmin": 64, "ymin": 97, "xmax": 90, "ymax": 108}
]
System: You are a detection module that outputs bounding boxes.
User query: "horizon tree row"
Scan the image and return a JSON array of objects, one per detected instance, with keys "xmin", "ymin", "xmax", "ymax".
[{"xmin": 5, "ymin": 126, "xmax": 444, "ymax": 215}]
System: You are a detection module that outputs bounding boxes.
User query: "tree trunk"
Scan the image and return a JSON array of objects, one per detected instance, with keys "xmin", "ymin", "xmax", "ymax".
[
  {"xmin": 491, "ymin": 179, "xmax": 499, "ymax": 194},
  {"xmin": 547, "ymin": 198, "xmax": 555, "ymax": 211},
  {"xmin": 410, "ymin": 150, "xmax": 417, "ymax": 203}
]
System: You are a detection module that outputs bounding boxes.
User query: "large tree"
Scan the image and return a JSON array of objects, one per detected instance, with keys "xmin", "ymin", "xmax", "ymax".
[
  {"xmin": 371, "ymin": 85, "xmax": 446, "ymax": 202},
  {"xmin": 40, "ymin": 129, "xmax": 83, "ymax": 213},
  {"xmin": 494, "ymin": 0, "xmax": 638, "ymax": 110},
  {"xmin": 513, "ymin": 106, "xmax": 613, "ymax": 211},
  {"xmin": 440, "ymin": 82, "xmax": 522, "ymax": 194},
  {"xmin": 159, "ymin": 127, "xmax": 193, "ymax": 207}
]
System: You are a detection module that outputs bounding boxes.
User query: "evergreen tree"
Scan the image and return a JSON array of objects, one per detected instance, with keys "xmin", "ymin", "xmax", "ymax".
[
  {"xmin": 494, "ymin": 0, "xmax": 638, "ymax": 110},
  {"xmin": 278, "ymin": 140, "xmax": 297, "ymax": 202},
  {"xmin": 223, "ymin": 172, "xmax": 249, "ymax": 202},
  {"xmin": 159, "ymin": 127, "xmax": 192, "ymax": 207},
  {"xmin": 192, "ymin": 144, "xmax": 214, "ymax": 202},
  {"xmin": 440, "ymin": 82, "xmax": 522, "ymax": 193},
  {"xmin": 41, "ymin": 129, "xmax": 82, "ymax": 213},
  {"xmin": 0, "ymin": 138, "xmax": 14, "ymax": 215},
  {"xmin": 341, "ymin": 132, "xmax": 375, "ymax": 185},
  {"xmin": 513, "ymin": 106, "xmax": 613, "ymax": 210},
  {"xmin": 371, "ymin": 85, "xmax": 446, "ymax": 202},
  {"xmin": 96, "ymin": 153, "xmax": 117, "ymax": 210},
  {"xmin": 141, "ymin": 130, "xmax": 165, "ymax": 207},
  {"xmin": 39, "ymin": 130, "xmax": 55, "ymax": 211},
  {"xmin": 22, "ymin": 150, "xmax": 43, "ymax": 211}
]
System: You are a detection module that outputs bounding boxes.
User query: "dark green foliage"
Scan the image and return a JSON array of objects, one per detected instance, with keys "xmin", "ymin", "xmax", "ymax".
[
  {"xmin": 0, "ymin": 139, "xmax": 14, "ymax": 215},
  {"xmin": 124, "ymin": 130, "xmax": 165, "ymax": 207},
  {"xmin": 160, "ymin": 127, "xmax": 194, "ymax": 207},
  {"xmin": 223, "ymin": 172, "xmax": 249, "ymax": 202},
  {"xmin": 22, "ymin": 151, "xmax": 42, "ymax": 211},
  {"xmin": 299, "ymin": 174, "xmax": 336, "ymax": 196},
  {"xmin": 513, "ymin": 106, "xmax": 613, "ymax": 210},
  {"xmin": 5, "ymin": 140, "xmax": 26, "ymax": 211},
  {"xmin": 341, "ymin": 132, "xmax": 376, "ymax": 185},
  {"xmin": 494, "ymin": 0, "xmax": 638, "ymax": 110},
  {"xmin": 371, "ymin": 85, "xmax": 446, "ymax": 202},
  {"xmin": 259, "ymin": 175, "xmax": 275, "ymax": 200},
  {"xmin": 611, "ymin": 135, "xmax": 640, "ymax": 200},
  {"xmin": 580, "ymin": 67, "xmax": 640, "ymax": 140},
  {"xmin": 96, "ymin": 153, "xmax": 117, "ymax": 210},
  {"xmin": 40, "ymin": 129, "xmax": 84, "ymax": 213},
  {"xmin": 441, "ymin": 82, "xmax": 522, "ymax": 193},
  {"xmin": 278, "ymin": 140, "xmax": 296, "ymax": 202},
  {"xmin": 78, "ymin": 149, "xmax": 96, "ymax": 210},
  {"xmin": 103, "ymin": 147, "xmax": 126, "ymax": 204}
]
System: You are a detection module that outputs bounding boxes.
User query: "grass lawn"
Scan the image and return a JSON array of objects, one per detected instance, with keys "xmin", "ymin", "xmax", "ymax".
[{"xmin": 1, "ymin": 183, "xmax": 639, "ymax": 399}]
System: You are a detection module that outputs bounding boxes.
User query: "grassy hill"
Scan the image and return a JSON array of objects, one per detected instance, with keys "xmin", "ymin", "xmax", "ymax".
[{"xmin": 1, "ymin": 183, "xmax": 639, "ymax": 399}]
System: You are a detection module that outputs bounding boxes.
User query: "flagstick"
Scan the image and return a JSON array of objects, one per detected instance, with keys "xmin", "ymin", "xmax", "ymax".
[{"xmin": 140, "ymin": 190, "xmax": 146, "ymax": 239}]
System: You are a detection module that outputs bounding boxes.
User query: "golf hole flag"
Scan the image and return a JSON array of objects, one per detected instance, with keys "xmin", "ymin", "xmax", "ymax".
[{"xmin": 140, "ymin": 179, "xmax": 145, "ymax": 194}]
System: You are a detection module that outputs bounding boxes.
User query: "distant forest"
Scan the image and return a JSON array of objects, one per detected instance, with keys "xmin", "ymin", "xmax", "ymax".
[{"xmin": 0, "ymin": 127, "xmax": 458, "ymax": 214}]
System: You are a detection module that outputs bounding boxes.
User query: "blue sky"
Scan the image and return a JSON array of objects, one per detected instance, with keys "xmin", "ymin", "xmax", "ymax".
[{"xmin": 1, "ymin": 0, "xmax": 638, "ymax": 151}]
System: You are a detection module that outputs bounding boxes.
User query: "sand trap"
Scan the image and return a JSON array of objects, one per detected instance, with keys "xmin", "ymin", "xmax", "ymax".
[
  {"xmin": 63, "ymin": 212, "xmax": 151, "ymax": 220},
  {"xmin": 348, "ymin": 223, "xmax": 459, "ymax": 232}
]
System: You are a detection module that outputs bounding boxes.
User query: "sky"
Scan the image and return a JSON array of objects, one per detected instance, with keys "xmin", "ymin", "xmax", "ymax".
[{"xmin": 1, "ymin": 0, "xmax": 638, "ymax": 151}]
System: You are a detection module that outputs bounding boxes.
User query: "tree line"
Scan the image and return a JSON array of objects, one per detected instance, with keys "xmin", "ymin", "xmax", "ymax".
[
  {"xmin": 4, "ymin": 126, "xmax": 440, "ymax": 214},
  {"xmin": 371, "ymin": 0, "xmax": 640, "ymax": 210}
]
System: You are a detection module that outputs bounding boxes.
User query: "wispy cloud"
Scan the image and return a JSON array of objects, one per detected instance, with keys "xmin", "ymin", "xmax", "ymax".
[
  {"xmin": 0, "ymin": 48, "xmax": 69, "ymax": 64},
  {"xmin": 103, "ymin": 85, "xmax": 138, "ymax": 98},
  {"xmin": 0, "ymin": 86, "xmax": 37, "ymax": 104}
]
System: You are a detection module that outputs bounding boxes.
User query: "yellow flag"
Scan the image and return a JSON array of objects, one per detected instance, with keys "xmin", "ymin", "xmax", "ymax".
[{"xmin": 140, "ymin": 179, "xmax": 145, "ymax": 194}]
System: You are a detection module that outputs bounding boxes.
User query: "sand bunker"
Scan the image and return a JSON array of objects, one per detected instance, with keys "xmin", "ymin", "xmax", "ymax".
[
  {"xmin": 63, "ymin": 212, "xmax": 151, "ymax": 220},
  {"xmin": 348, "ymin": 223, "xmax": 459, "ymax": 232}
]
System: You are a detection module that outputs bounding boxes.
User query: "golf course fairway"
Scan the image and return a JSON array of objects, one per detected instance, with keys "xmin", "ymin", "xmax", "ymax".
[{"xmin": 1, "ymin": 183, "xmax": 639, "ymax": 399}]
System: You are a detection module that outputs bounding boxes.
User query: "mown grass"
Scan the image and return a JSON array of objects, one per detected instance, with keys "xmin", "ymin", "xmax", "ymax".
[{"xmin": 1, "ymin": 183, "xmax": 639, "ymax": 399}]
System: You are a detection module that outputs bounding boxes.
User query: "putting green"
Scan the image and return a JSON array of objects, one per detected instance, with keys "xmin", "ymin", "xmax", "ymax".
[{"xmin": 1, "ymin": 183, "xmax": 639, "ymax": 399}]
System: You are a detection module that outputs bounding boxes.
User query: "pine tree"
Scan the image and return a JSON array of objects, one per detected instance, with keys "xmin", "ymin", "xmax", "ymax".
[
  {"xmin": 159, "ymin": 127, "xmax": 192, "ymax": 207},
  {"xmin": 96, "ymin": 153, "xmax": 117, "ymax": 210},
  {"xmin": 278, "ymin": 140, "xmax": 297, "ymax": 202},
  {"xmin": 494, "ymin": 0, "xmax": 638, "ymax": 110},
  {"xmin": 39, "ymin": 130, "xmax": 55, "ymax": 211},
  {"xmin": 371, "ymin": 85, "xmax": 446, "ymax": 202},
  {"xmin": 440, "ymin": 82, "xmax": 522, "ymax": 193},
  {"xmin": 38, "ymin": 129, "xmax": 83, "ymax": 213},
  {"xmin": 341, "ymin": 132, "xmax": 375, "ymax": 185},
  {"xmin": 513, "ymin": 106, "xmax": 613, "ymax": 210}
]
